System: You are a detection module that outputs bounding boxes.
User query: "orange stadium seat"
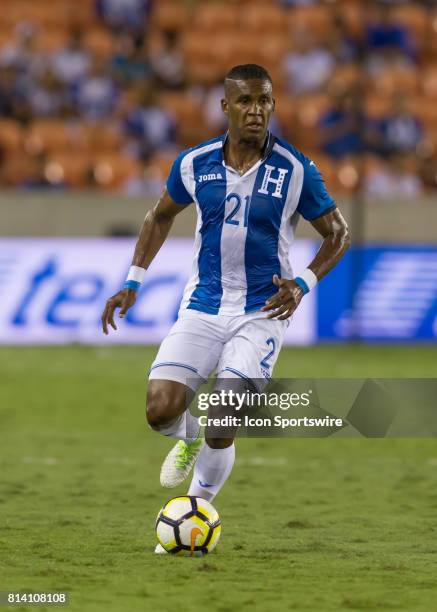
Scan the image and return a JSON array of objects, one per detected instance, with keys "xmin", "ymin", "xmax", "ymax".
[
  {"xmin": 151, "ymin": 1, "xmax": 189, "ymax": 32},
  {"xmin": 91, "ymin": 154, "xmax": 141, "ymax": 189},
  {"xmin": 35, "ymin": 28, "xmax": 69, "ymax": 53},
  {"xmin": 76, "ymin": 122, "xmax": 121, "ymax": 154},
  {"xmin": 47, "ymin": 152, "xmax": 92, "ymax": 187},
  {"xmin": 25, "ymin": 120, "xmax": 71, "ymax": 155},
  {"xmin": 364, "ymin": 95, "xmax": 393, "ymax": 120},
  {"xmin": 286, "ymin": 6, "xmax": 334, "ymax": 43},
  {"xmin": 83, "ymin": 27, "xmax": 114, "ymax": 59},
  {"xmin": 408, "ymin": 97, "xmax": 437, "ymax": 130},
  {"xmin": 422, "ymin": 66, "xmax": 437, "ymax": 99},
  {"xmin": 159, "ymin": 92, "xmax": 202, "ymax": 125},
  {"xmin": 194, "ymin": 3, "xmax": 239, "ymax": 32},
  {"xmin": 329, "ymin": 64, "xmax": 361, "ymax": 93},
  {"xmin": 339, "ymin": 1, "xmax": 363, "ymax": 37},
  {"xmin": 0, "ymin": 152, "xmax": 39, "ymax": 186},
  {"xmin": 0, "ymin": 120, "xmax": 23, "ymax": 152},
  {"xmin": 370, "ymin": 67, "xmax": 420, "ymax": 97},
  {"xmin": 243, "ymin": 4, "xmax": 286, "ymax": 34},
  {"xmin": 146, "ymin": 152, "xmax": 175, "ymax": 183}
]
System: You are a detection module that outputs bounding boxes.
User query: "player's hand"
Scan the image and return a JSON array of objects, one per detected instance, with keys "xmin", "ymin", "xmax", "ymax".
[
  {"xmin": 261, "ymin": 274, "xmax": 304, "ymax": 320},
  {"xmin": 101, "ymin": 289, "xmax": 137, "ymax": 335}
]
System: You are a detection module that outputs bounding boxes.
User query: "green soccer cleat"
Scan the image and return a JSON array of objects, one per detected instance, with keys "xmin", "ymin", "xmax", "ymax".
[{"xmin": 160, "ymin": 438, "xmax": 204, "ymax": 488}]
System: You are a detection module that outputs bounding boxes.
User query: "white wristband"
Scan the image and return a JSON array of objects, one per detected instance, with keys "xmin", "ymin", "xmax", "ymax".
[
  {"xmin": 295, "ymin": 268, "xmax": 318, "ymax": 294},
  {"xmin": 126, "ymin": 265, "xmax": 146, "ymax": 283}
]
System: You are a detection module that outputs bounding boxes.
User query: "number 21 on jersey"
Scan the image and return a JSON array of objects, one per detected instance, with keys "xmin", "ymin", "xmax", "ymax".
[{"xmin": 224, "ymin": 193, "xmax": 251, "ymax": 227}]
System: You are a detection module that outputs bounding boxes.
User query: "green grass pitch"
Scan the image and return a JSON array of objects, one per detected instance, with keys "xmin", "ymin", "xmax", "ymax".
[{"xmin": 1, "ymin": 345, "xmax": 437, "ymax": 612}]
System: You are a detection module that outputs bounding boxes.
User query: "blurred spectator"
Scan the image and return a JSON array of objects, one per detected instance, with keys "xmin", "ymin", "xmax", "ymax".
[
  {"xmin": 364, "ymin": 4, "xmax": 416, "ymax": 73},
  {"xmin": 329, "ymin": 15, "xmax": 359, "ymax": 64},
  {"xmin": 319, "ymin": 90, "xmax": 364, "ymax": 158},
  {"xmin": 364, "ymin": 155, "xmax": 424, "ymax": 199},
  {"xmin": 280, "ymin": 0, "xmax": 317, "ymax": 6},
  {"xmin": 28, "ymin": 69, "xmax": 70, "ymax": 118},
  {"xmin": 0, "ymin": 24, "xmax": 46, "ymax": 79},
  {"xmin": 75, "ymin": 57, "xmax": 119, "ymax": 120},
  {"xmin": 0, "ymin": 0, "xmax": 435, "ymax": 193},
  {"xmin": 283, "ymin": 29, "xmax": 335, "ymax": 95},
  {"xmin": 96, "ymin": 0, "xmax": 152, "ymax": 33},
  {"xmin": 367, "ymin": 95, "xmax": 423, "ymax": 156},
  {"xmin": 123, "ymin": 82, "xmax": 176, "ymax": 159},
  {"xmin": 51, "ymin": 31, "xmax": 91, "ymax": 87},
  {"xmin": 148, "ymin": 31, "xmax": 185, "ymax": 90},
  {"xmin": 110, "ymin": 34, "xmax": 152, "ymax": 86},
  {"xmin": 0, "ymin": 66, "xmax": 29, "ymax": 120}
]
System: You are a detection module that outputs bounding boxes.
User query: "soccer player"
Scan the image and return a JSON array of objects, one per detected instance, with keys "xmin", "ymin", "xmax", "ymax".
[{"xmin": 101, "ymin": 64, "xmax": 350, "ymax": 551}]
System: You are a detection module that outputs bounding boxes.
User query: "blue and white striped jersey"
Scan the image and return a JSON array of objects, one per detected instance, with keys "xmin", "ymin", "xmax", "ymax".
[{"xmin": 167, "ymin": 132, "xmax": 336, "ymax": 316}]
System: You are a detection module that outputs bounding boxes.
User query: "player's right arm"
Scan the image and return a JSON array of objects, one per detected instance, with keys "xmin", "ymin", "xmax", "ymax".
[{"xmin": 101, "ymin": 189, "xmax": 186, "ymax": 334}]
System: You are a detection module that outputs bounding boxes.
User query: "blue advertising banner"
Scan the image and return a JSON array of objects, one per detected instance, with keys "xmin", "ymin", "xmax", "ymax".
[{"xmin": 318, "ymin": 246, "xmax": 437, "ymax": 341}]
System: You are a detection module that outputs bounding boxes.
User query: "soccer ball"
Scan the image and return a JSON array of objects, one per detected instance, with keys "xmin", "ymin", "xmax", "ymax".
[{"xmin": 155, "ymin": 496, "xmax": 221, "ymax": 556}]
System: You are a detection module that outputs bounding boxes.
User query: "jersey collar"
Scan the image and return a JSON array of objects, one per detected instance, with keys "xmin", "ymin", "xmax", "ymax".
[{"xmin": 221, "ymin": 131, "xmax": 275, "ymax": 176}]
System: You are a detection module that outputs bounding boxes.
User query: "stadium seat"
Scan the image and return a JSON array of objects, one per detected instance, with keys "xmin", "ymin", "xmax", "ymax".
[
  {"xmin": 159, "ymin": 92, "xmax": 202, "ymax": 126},
  {"xmin": 151, "ymin": 1, "xmax": 189, "ymax": 32},
  {"xmin": 83, "ymin": 27, "xmax": 114, "ymax": 59},
  {"xmin": 244, "ymin": 4, "xmax": 286, "ymax": 34},
  {"xmin": 364, "ymin": 95, "xmax": 392, "ymax": 120},
  {"xmin": 91, "ymin": 154, "xmax": 141, "ymax": 189},
  {"xmin": 422, "ymin": 66, "xmax": 437, "ymax": 99},
  {"xmin": 47, "ymin": 152, "xmax": 92, "ymax": 187},
  {"xmin": 76, "ymin": 122, "xmax": 122, "ymax": 154},
  {"xmin": 286, "ymin": 6, "xmax": 334, "ymax": 43},
  {"xmin": 339, "ymin": 1, "xmax": 363, "ymax": 37},
  {"xmin": 0, "ymin": 152, "xmax": 39, "ymax": 186},
  {"xmin": 408, "ymin": 96, "xmax": 437, "ymax": 130},
  {"xmin": 336, "ymin": 156, "xmax": 360, "ymax": 193},
  {"xmin": 371, "ymin": 67, "xmax": 420, "ymax": 97},
  {"xmin": 329, "ymin": 64, "xmax": 361, "ymax": 93},
  {"xmin": 0, "ymin": 120, "xmax": 23, "ymax": 152},
  {"xmin": 35, "ymin": 28, "xmax": 69, "ymax": 53},
  {"xmin": 25, "ymin": 120, "xmax": 71, "ymax": 155},
  {"xmin": 146, "ymin": 152, "xmax": 175, "ymax": 183},
  {"xmin": 194, "ymin": 3, "xmax": 239, "ymax": 32}
]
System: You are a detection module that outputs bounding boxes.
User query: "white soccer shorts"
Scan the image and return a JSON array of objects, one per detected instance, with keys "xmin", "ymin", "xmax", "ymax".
[{"xmin": 149, "ymin": 309, "xmax": 289, "ymax": 391}]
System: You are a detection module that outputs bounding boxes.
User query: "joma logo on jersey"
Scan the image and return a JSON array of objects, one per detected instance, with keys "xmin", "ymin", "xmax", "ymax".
[
  {"xmin": 198, "ymin": 173, "xmax": 223, "ymax": 183},
  {"xmin": 258, "ymin": 164, "xmax": 289, "ymax": 198}
]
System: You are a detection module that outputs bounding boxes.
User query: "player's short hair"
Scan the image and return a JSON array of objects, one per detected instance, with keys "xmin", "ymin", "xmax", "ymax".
[{"xmin": 224, "ymin": 64, "xmax": 272, "ymax": 84}]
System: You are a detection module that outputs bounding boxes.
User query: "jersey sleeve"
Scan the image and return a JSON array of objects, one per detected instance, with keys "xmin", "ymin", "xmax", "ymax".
[
  {"xmin": 296, "ymin": 159, "xmax": 336, "ymax": 221},
  {"xmin": 166, "ymin": 152, "xmax": 193, "ymax": 205}
]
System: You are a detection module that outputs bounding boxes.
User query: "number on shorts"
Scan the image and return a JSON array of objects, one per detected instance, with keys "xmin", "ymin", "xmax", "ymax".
[{"xmin": 260, "ymin": 337, "xmax": 276, "ymax": 369}]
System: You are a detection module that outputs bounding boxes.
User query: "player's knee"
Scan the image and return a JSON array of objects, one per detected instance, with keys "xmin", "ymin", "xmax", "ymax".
[
  {"xmin": 146, "ymin": 387, "xmax": 172, "ymax": 428},
  {"xmin": 146, "ymin": 385, "xmax": 183, "ymax": 429}
]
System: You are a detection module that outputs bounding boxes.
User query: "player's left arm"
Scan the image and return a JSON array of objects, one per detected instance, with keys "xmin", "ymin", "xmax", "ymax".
[{"xmin": 262, "ymin": 209, "xmax": 350, "ymax": 320}]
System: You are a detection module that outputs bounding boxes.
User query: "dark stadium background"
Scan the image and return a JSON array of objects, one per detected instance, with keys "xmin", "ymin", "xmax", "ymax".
[{"xmin": 1, "ymin": 2, "xmax": 436, "ymax": 611}]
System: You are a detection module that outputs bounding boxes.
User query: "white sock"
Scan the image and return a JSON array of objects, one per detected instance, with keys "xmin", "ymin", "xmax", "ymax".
[
  {"xmin": 155, "ymin": 410, "xmax": 199, "ymax": 443},
  {"xmin": 188, "ymin": 443, "xmax": 235, "ymax": 502}
]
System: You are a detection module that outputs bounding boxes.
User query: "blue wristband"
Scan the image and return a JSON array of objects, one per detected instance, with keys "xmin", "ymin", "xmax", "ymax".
[
  {"xmin": 294, "ymin": 276, "xmax": 310, "ymax": 295},
  {"xmin": 123, "ymin": 280, "xmax": 141, "ymax": 292}
]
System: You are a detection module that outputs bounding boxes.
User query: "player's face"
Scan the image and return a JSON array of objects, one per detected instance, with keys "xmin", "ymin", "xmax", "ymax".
[{"xmin": 222, "ymin": 79, "xmax": 275, "ymax": 142}]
